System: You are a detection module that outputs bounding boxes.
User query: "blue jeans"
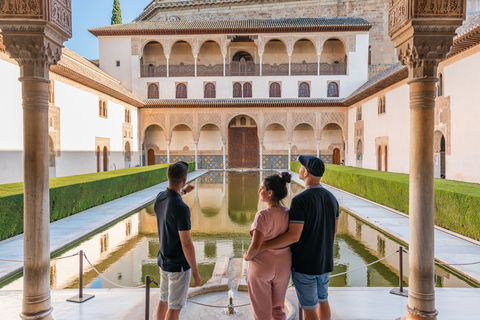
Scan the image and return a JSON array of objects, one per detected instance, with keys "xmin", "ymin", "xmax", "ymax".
[{"xmin": 291, "ymin": 269, "xmax": 330, "ymax": 309}]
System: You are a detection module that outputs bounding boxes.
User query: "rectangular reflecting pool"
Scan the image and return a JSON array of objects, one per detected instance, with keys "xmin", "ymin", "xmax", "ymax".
[{"xmin": 0, "ymin": 171, "xmax": 476, "ymax": 289}]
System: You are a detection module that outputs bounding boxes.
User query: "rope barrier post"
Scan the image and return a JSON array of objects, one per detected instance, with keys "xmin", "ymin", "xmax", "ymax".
[
  {"xmin": 67, "ymin": 251, "xmax": 95, "ymax": 303},
  {"xmin": 390, "ymin": 246, "xmax": 408, "ymax": 297},
  {"xmin": 298, "ymin": 303, "xmax": 304, "ymax": 320},
  {"xmin": 145, "ymin": 275, "xmax": 151, "ymax": 320}
]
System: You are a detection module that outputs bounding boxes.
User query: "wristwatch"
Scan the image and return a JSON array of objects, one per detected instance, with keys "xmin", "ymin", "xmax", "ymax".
[{"xmin": 181, "ymin": 188, "xmax": 186, "ymax": 194}]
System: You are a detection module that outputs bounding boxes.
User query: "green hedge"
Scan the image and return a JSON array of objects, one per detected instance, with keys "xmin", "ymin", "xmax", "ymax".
[
  {"xmin": 290, "ymin": 162, "xmax": 480, "ymax": 241},
  {"xmin": 0, "ymin": 162, "xmax": 195, "ymax": 241}
]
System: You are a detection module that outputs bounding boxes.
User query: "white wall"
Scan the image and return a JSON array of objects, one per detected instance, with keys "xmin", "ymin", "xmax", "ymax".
[
  {"xmin": 0, "ymin": 55, "xmax": 140, "ymax": 185},
  {"xmin": 443, "ymin": 49, "xmax": 480, "ymax": 183},
  {"xmin": 98, "ymin": 37, "xmax": 133, "ymax": 91},
  {"xmin": 0, "ymin": 58, "xmax": 23, "ymax": 183}
]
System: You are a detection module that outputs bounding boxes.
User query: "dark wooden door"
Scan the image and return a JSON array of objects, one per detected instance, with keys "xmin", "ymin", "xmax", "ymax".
[
  {"xmin": 228, "ymin": 127, "xmax": 259, "ymax": 168},
  {"xmin": 147, "ymin": 149, "xmax": 155, "ymax": 166},
  {"xmin": 333, "ymin": 148, "xmax": 340, "ymax": 165}
]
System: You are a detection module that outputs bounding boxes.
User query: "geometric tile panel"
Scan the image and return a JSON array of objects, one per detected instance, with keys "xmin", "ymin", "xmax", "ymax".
[
  {"xmin": 262, "ymin": 155, "xmax": 288, "ymax": 170},
  {"xmin": 198, "ymin": 155, "xmax": 224, "ymax": 169},
  {"xmin": 197, "ymin": 171, "xmax": 226, "ymax": 184},
  {"xmin": 290, "ymin": 154, "xmax": 333, "ymax": 164},
  {"xmin": 170, "ymin": 155, "xmax": 195, "ymax": 164},
  {"xmin": 155, "ymin": 155, "xmax": 168, "ymax": 164}
]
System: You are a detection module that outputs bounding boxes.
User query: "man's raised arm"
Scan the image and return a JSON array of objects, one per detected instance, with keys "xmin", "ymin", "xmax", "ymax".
[{"xmin": 262, "ymin": 223, "xmax": 303, "ymax": 251}]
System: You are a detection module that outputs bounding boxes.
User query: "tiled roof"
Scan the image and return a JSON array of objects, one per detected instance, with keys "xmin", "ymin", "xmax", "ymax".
[
  {"xmin": 142, "ymin": 98, "xmax": 344, "ymax": 108},
  {"xmin": 343, "ymin": 62, "xmax": 408, "ymax": 105},
  {"xmin": 89, "ymin": 18, "xmax": 372, "ymax": 36},
  {"xmin": 51, "ymin": 48, "xmax": 143, "ymax": 107},
  {"xmin": 455, "ymin": 12, "xmax": 480, "ymax": 39},
  {"xmin": 450, "ymin": 12, "xmax": 480, "ymax": 57}
]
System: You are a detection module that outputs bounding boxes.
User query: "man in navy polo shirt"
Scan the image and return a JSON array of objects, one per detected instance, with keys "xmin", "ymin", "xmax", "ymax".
[
  {"xmin": 154, "ymin": 161, "xmax": 200, "ymax": 320},
  {"xmin": 263, "ymin": 155, "xmax": 339, "ymax": 320}
]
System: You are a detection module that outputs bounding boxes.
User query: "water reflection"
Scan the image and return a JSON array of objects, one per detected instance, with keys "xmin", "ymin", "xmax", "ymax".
[{"xmin": 0, "ymin": 171, "xmax": 474, "ymax": 289}]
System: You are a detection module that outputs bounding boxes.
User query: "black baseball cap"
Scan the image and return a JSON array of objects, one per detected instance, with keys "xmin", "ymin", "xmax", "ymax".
[{"xmin": 298, "ymin": 155, "xmax": 325, "ymax": 177}]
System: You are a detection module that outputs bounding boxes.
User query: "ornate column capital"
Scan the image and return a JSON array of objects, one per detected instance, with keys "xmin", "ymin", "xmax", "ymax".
[{"xmin": 388, "ymin": 0, "xmax": 466, "ymax": 79}]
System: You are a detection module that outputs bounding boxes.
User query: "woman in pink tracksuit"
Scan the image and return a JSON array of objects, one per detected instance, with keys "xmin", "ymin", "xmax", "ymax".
[{"xmin": 243, "ymin": 172, "xmax": 292, "ymax": 320}]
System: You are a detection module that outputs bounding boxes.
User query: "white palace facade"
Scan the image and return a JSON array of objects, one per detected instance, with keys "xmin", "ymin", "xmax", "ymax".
[{"xmin": 1, "ymin": 0, "xmax": 480, "ymax": 184}]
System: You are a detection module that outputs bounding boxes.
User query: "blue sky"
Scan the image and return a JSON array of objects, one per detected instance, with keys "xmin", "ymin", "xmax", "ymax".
[{"xmin": 65, "ymin": 0, "xmax": 152, "ymax": 60}]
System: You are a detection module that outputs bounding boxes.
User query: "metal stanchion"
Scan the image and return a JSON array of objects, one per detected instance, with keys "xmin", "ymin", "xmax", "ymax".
[
  {"xmin": 390, "ymin": 246, "xmax": 408, "ymax": 297},
  {"xmin": 298, "ymin": 303, "xmax": 304, "ymax": 320},
  {"xmin": 67, "ymin": 250, "xmax": 95, "ymax": 303},
  {"xmin": 145, "ymin": 275, "xmax": 151, "ymax": 320}
]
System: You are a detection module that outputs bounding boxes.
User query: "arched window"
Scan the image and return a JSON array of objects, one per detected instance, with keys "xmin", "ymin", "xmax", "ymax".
[
  {"xmin": 99, "ymin": 101, "xmax": 103, "ymax": 116},
  {"xmin": 269, "ymin": 82, "xmax": 281, "ymax": 98},
  {"xmin": 327, "ymin": 82, "xmax": 339, "ymax": 97},
  {"xmin": 103, "ymin": 101, "xmax": 107, "ymax": 117},
  {"xmin": 233, "ymin": 82, "xmax": 242, "ymax": 98},
  {"xmin": 204, "ymin": 83, "xmax": 216, "ymax": 98},
  {"xmin": 298, "ymin": 82, "xmax": 310, "ymax": 97},
  {"xmin": 125, "ymin": 142, "xmax": 131, "ymax": 162},
  {"xmin": 48, "ymin": 136, "xmax": 55, "ymax": 167},
  {"xmin": 176, "ymin": 83, "xmax": 187, "ymax": 99},
  {"xmin": 240, "ymin": 117, "xmax": 247, "ymax": 126},
  {"xmin": 356, "ymin": 140, "xmax": 363, "ymax": 160},
  {"xmin": 243, "ymin": 82, "xmax": 252, "ymax": 98},
  {"xmin": 148, "ymin": 83, "xmax": 159, "ymax": 99}
]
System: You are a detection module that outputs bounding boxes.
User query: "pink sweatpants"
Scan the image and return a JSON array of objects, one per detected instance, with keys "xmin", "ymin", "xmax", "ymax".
[{"xmin": 247, "ymin": 249, "xmax": 292, "ymax": 320}]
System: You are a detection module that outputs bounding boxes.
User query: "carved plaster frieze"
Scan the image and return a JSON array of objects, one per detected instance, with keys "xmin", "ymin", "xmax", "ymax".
[
  {"xmin": 198, "ymin": 113, "xmax": 221, "ymax": 129},
  {"xmin": 264, "ymin": 113, "xmax": 287, "ymax": 130},
  {"xmin": 0, "ymin": 0, "xmax": 42, "ymax": 16},
  {"xmin": 321, "ymin": 112, "xmax": 346, "ymax": 133},
  {"xmin": 292, "ymin": 112, "xmax": 315, "ymax": 130},
  {"xmin": 170, "ymin": 113, "xmax": 193, "ymax": 131},
  {"xmin": 95, "ymin": 137, "xmax": 111, "ymax": 155},
  {"xmin": 141, "ymin": 113, "xmax": 166, "ymax": 140}
]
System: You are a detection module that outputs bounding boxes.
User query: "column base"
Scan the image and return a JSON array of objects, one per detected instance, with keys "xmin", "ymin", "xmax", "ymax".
[
  {"xmin": 20, "ymin": 307, "xmax": 53, "ymax": 320},
  {"xmin": 396, "ymin": 305, "xmax": 438, "ymax": 320}
]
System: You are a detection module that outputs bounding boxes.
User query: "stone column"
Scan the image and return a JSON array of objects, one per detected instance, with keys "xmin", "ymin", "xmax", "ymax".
[
  {"xmin": 167, "ymin": 142, "xmax": 171, "ymax": 164},
  {"xmin": 317, "ymin": 54, "xmax": 321, "ymax": 76},
  {"xmin": 259, "ymin": 54, "xmax": 263, "ymax": 76},
  {"xmin": 316, "ymin": 140, "xmax": 320, "ymax": 158},
  {"xmin": 259, "ymin": 140, "xmax": 263, "ymax": 170},
  {"xmin": 195, "ymin": 141, "xmax": 199, "ymax": 169},
  {"xmin": 194, "ymin": 54, "xmax": 198, "ymax": 77},
  {"xmin": 288, "ymin": 141, "xmax": 292, "ymax": 171},
  {"xmin": 387, "ymin": 1, "xmax": 465, "ymax": 319},
  {"xmin": 223, "ymin": 55, "xmax": 226, "ymax": 76},
  {"xmin": 288, "ymin": 55, "xmax": 292, "ymax": 76},
  {"xmin": 1, "ymin": 3, "xmax": 72, "ymax": 320},
  {"xmin": 166, "ymin": 57, "xmax": 170, "ymax": 77},
  {"xmin": 223, "ymin": 141, "xmax": 226, "ymax": 170}
]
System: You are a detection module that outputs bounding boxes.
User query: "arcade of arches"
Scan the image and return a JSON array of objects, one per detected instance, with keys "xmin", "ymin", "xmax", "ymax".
[{"xmin": 141, "ymin": 109, "xmax": 345, "ymax": 169}]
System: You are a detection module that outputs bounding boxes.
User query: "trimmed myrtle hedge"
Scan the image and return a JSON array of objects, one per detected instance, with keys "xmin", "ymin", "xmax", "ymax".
[
  {"xmin": 0, "ymin": 163, "xmax": 195, "ymax": 241},
  {"xmin": 290, "ymin": 162, "xmax": 480, "ymax": 241}
]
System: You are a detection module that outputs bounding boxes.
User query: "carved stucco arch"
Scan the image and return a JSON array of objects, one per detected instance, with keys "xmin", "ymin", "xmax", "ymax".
[
  {"xmin": 198, "ymin": 113, "xmax": 223, "ymax": 140},
  {"xmin": 198, "ymin": 38, "xmax": 223, "ymax": 52},
  {"xmin": 319, "ymin": 121, "xmax": 345, "ymax": 140},
  {"xmin": 140, "ymin": 39, "xmax": 166, "ymax": 57},
  {"xmin": 292, "ymin": 112, "xmax": 316, "ymax": 140},
  {"xmin": 168, "ymin": 38, "xmax": 196, "ymax": 55},
  {"xmin": 434, "ymin": 129, "xmax": 446, "ymax": 153},
  {"xmin": 141, "ymin": 114, "xmax": 166, "ymax": 141},
  {"xmin": 292, "ymin": 37, "xmax": 318, "ymax": 54},
  {"xmin": 231, "ymin": 48, "xmax": 256, "ymax": 61},
  {"xmin": 226, "ymin": 113, "xmax": 260, "ymax": 139},
  {"xmin": 143, "ymin": 123, "xmax": 167, "ymax": 144},
  {"xmin": 263, "ymin": 37, "xmax": 290, "ymax": 55}
]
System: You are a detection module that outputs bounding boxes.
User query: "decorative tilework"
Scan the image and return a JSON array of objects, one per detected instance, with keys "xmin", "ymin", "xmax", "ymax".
[
  {"xmin": 155, "ymin": 155, "xmax": 168, "ymax": 164},
  {"xmin": 171, "ymin": 155, "xmax": 195, "ymax": 163},
  {"xmin": 262, "ymin": 155, "xmax": 288, "ymax": 170},
  {"xmin": 197, "ymin": 171, "xmax": 226, "ymax": 184},
  {"xmin": 290, "ymin": 154, "xmax": 333, "ymax": 164},
  {"xmin": 198, "ymin": 155, "xmax": 224, "ymax": 169}
]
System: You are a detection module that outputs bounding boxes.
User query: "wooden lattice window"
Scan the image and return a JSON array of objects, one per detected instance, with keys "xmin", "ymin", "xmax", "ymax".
[
  {"xmin": 357, "ymin": 106, "xmax": 362, "ymax": 121},
  {"xmin": 298, "ymin": 82, "xmax": 310, "ymax": 97},
  {"xmin": 204, "ymin": 83, "xmax": 216, "ymax": 98},
  {"xmin": 176, "ymin": 83, "xmax": 187, "ymax": 99},
  {"xmin": 148, "ymin": 83, "xmax": 159, "ymax": 99},
  {"xmin": 243, "ymin": 82, "xmax": 252, "ymax": 98},
  {"xmin": 233, "ymin": 82, "xmax": 242, "ymax": 98},
  {"xmin": 269, "ymin": 82, "xmax": 281, "ymax": 98},
  {"xmin": 327, "ymin": 82, "xmax": 339, "ymax": 97}
]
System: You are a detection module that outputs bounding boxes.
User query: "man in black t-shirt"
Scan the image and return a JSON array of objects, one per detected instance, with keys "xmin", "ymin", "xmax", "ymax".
[
  {"xmin": 154, "ymin": 161, "xmax": 200, "ymax": 320},
  {"xmin": 263, "ymin": 156, "xmax": 339, "ymax": 320}
]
